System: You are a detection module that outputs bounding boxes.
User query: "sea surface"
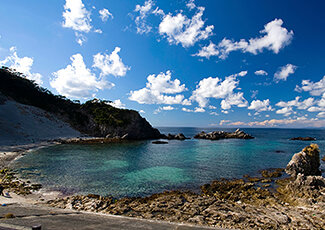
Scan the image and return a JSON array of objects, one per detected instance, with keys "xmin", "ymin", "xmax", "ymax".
[{"xmin": 11, "ymin": 128, "xmax": 325, "ymax": 198}]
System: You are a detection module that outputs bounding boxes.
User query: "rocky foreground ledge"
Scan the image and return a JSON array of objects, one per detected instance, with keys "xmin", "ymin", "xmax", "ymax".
[
  {"xmin": 47, "ymin": 144, "xmax": 325, "ymax": 229},
  {"xmin": 194, "ymin": 129, "xmax": 254, "ymax": 140}
]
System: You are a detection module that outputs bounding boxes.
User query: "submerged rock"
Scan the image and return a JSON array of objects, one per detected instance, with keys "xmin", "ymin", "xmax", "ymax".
[
  {"xmin": 290, "ymin": 137, "xmax": 316, "ymax": 141},
  {"xmin": 152, "ymin": 141, "xmax": 168, "ymax": 144},
  {"xmin": 194, "ymin": 129, "xmax": 254, "ymax": 140},
  {"xmin": 285, "ymin": 144, "xmax": 321, "ymax": 178}
]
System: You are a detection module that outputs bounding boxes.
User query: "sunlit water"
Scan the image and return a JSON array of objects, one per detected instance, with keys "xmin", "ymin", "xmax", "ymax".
[{"xmin": 12, "ymin": 128, "xmax": 325, "ymax": 198}]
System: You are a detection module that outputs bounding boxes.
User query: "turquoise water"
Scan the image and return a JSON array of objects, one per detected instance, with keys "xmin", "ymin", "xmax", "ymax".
[{"xmin": 12, "ymin": 128, "xmax": 325, "ymax": 198}]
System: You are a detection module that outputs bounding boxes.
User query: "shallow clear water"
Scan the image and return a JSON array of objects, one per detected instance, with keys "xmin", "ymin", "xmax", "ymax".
[{"xmin": 12, "ymin": 128, "xmax": 325, "ymax": 198}]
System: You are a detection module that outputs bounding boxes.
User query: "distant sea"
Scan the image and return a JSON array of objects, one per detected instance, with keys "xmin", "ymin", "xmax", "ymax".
[{"xmin": 12, "ymin": 128, "xmax": 325, "ymax": 198}]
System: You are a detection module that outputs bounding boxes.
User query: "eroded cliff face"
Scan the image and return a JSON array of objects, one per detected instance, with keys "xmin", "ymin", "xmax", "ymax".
[{"xmin": 91, "ymin": 110, "xmax": 161, "ymax": 140}]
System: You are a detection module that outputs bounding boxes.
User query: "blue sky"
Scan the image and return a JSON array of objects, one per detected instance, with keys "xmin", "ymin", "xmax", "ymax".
[{"xmin": 1, "ymin": 0, "xmax": 325, "ymax": 128}]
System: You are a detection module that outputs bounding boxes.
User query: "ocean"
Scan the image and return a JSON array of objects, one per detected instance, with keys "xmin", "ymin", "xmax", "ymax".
[{"xmin": 11, "ymin": 127, "xmax": 325, "ymax": 198}]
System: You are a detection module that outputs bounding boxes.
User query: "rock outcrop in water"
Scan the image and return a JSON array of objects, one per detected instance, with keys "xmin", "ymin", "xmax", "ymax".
[
  {"xmin": 194, "ymin": 129, "xmax": 254, "ymax": 140},
  {"xmin": 160, "ymin": 133, "xmax": 189, "ymax": 140}
]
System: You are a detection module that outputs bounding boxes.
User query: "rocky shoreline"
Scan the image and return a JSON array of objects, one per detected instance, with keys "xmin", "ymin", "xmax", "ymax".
[
  {"xmin": 45, "ymin": 144, "xmax": 325, "ymax": 229},
  {"xmin": 1, "ymin": 142, "xmax": 325, "ymax": 229}
]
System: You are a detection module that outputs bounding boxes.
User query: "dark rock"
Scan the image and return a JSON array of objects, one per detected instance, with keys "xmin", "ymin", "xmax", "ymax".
[
  {"xmin": 290, "ymin": 137, "xmax": 316, "ymax": 141},
  {"xmin": 161, "ymin": 133, "xmax": 189, "ymax": 140},
  {"xmin": 194, "ymin": 129, "xmax": 254, "ymax": 140},
  {"xmin": 261, "ymin": 168, "xmax": 283, "ymax": 178},
  {"xmin": 285, "ymin": 144, "xmax": 321, "ymax": 178},
  {"xmin": 322, "ymin": 155, "xmax": 325, "ymax": 162},
  {"xmin": 152, "ymin": 141, "xmax": 168, "ymax": 144},
  {"xmin": 275, "ymin": 150, "xmax": 285, "ymax": 153}
]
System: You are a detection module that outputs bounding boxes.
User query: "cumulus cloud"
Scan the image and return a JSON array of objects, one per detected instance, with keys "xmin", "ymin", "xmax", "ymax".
[
  {"xmin": 248, "ymin": 99, "xmax": 273, "ymax": 112},
  {"xmin": 62, "ymin": 0, "xmax": 92, "ymax": 33},
  {"xmin": 0, "ymin": 47, "xmax": 42, "ymax": 84},
  {"xmin": 193, "ymin": 41, "xmax": 219, "ymax": 59},
  {"xmin": 50, "ymin": 53, "xmax": 113, "ymax": 98},
  {"xmin": 99, "ymin": 8, "xmax": 113, "ymax": 21},
  {"xmin": 182, "ymin": 107, "xmax": 205, "ymax": 113},
  {"xmin": 274, "ymin": 64, "xmax": 297, "ymax": 82},
  {"xmin": 295, "ymin": 75, "xmax": 325, "ymax": 96},
  {"xmin": 316, "ymin": 112, "xmax": 325, "ymax": 118},
  {"xmin": 275, "ymin": 96, "xmax": 315, "ymax": 116},
  {"xmin": 62, "ymin": 0, "xmax": 101, "ymax": 45},
  {"xmin": 93, "ymin": 47, "xmax": 130, "ymax": 77},
  {"xmin": 276, "ymin": 96, "xmax": 314, "ymax": 110},
  {"xmin": 221, "ymin": 92, "xmax": 248, "ymax": 110},
  {"xmin": 159, "ymin": 7, "xmax": 213, "ymax": 47},
  {"xmin": 190, "ymin": 71, "xmax": 247, "ymax": 109},
  {"xmin": 195, "ymin": 19, "xmax": 293, "ymax": 59},
  {"xmin": 108, "ymin": 99, "xmax": 125, "ymax": 109},
  {"xmin": 129, "ymin": 71, "xmax": 187, "ymax": 105},
  {"xmin": 276, "ymin": 107, "xmax": 294, "ymax": 116},
  {"xmin": 224, "ymin": 118, "xmax": 325, "ymax": 128},
  {"xmin": 254, "ymin": 70, "xmax": 268, "ymax": 76},
  {"xmin": 154, "ymin": 105, "xmax": 176, "ymax": 113}
]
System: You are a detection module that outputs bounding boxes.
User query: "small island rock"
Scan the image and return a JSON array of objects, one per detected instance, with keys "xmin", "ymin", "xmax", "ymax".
[{"xmin": 194, "ymin": 129, "xmax": 254, "ymax": 140}]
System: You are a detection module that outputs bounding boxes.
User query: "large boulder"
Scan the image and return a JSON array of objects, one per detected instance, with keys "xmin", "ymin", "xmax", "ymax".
[{"xmin": 285, "ymin": 144, "xmax": 321, "ymax": 178}]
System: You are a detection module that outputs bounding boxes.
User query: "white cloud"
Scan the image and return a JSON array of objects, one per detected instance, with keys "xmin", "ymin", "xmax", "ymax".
[
  {"xmin": 139, "ymin": 110, "xmax": 146, "ymax": 113},
  {"xmin": 221, "ymin": 92, "xmax": 248, "ymax": 110},
  {"xmin": 295, "ymin": 76, "xmax": 325, "ymax": 96},
  {"xmin": 0, "ymin": 47, "xmax": 42, "ymax": 85},
  {"xmin": 108, "ymin": 99, "xmax": 125, "ymax": 109},
  {"xmin": 223, "ymin": 118, "xmax": 325, "ymax": 128},
  {"xmin": 93, "ymin": 47, "xmax": 130, "ymax": 77},
  {"xmin": 129, "ymin": 71, "xmax": 187, "ymax": 105},
  {"xmin": 209, "ymin": 105, "xmax": 217, "ymax": 109},
  {"xmin": 276, "ymin": 107, "xmax": 294, "ymax": 116},
  {"xmin": 154, "ymin": 105, "xmax": 176, "ymax": 113},
  {"xmin": 248, "ymin": 99, "xmax": 273, "ymax": 112},
  {"xmin": 182, "ymin": 107, "xmax": 205, "ymax": 113},
  {"xmin": 134, "ymin": 0, "xmax": 155, "ymax": 34},
  {"xmin": 193, "ymin": 41, "xmax": 219, "ymax": 59},
  {"xmin": 99, "ymin": 8, "xmax": 113, "ymax": 22},
  {"xmin": 62, "ymin": 0, "xmax": 92, "ymax": 33},
  {"xmin": 195, "ymin": 19, "xmax": 293, "ymax": 59},
  {"xmin": 316, "ymin": 112, "xmax": 325, "ymax": 118},
  {"xmin": 159, "ymin": 7, "xmax": 213, "ymax": 47},
  {"xmin": 276, "ymin": 96, "xmax": 314, "ymax": 110},
  {"xmin": 274, "ymin": 64, "xmax": 297, "ymax": 82},
  {"xmin": 210, "ymin": 112, "xmax": 218, "ymax": 115},
  {"xmin": 62, "ymin": 0, "xmax": 101, "ymax": 45},
  {"xmin": 307, "ymin": 106, "xmax": 325, "ymax": 112},
  {"xmin": 254, "ymin": 70, "xmax": 268, "ymax": 76},
  {"xmin": 190, "ymin": 71, "xmax": 247, "ymax": 108},
  {"xmin": 162, "ymin": 105, "xmax": 175, "ymax": 110},
  {"xmin": 275, "ymin": 96, "xmax": 315, "ymax": 116},
  {"xmin": 50, "ymin": 53, "xmax": 113, "ymax": 98},
  {"xmin": 186, "ymin": 0, "xmax": 196, "ymax": 10}
]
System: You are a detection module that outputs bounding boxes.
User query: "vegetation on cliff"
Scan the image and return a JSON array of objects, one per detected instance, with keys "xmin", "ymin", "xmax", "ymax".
[{"xmin": 0, "ymin": 66, "xmax": 160, "ymax": 139}]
